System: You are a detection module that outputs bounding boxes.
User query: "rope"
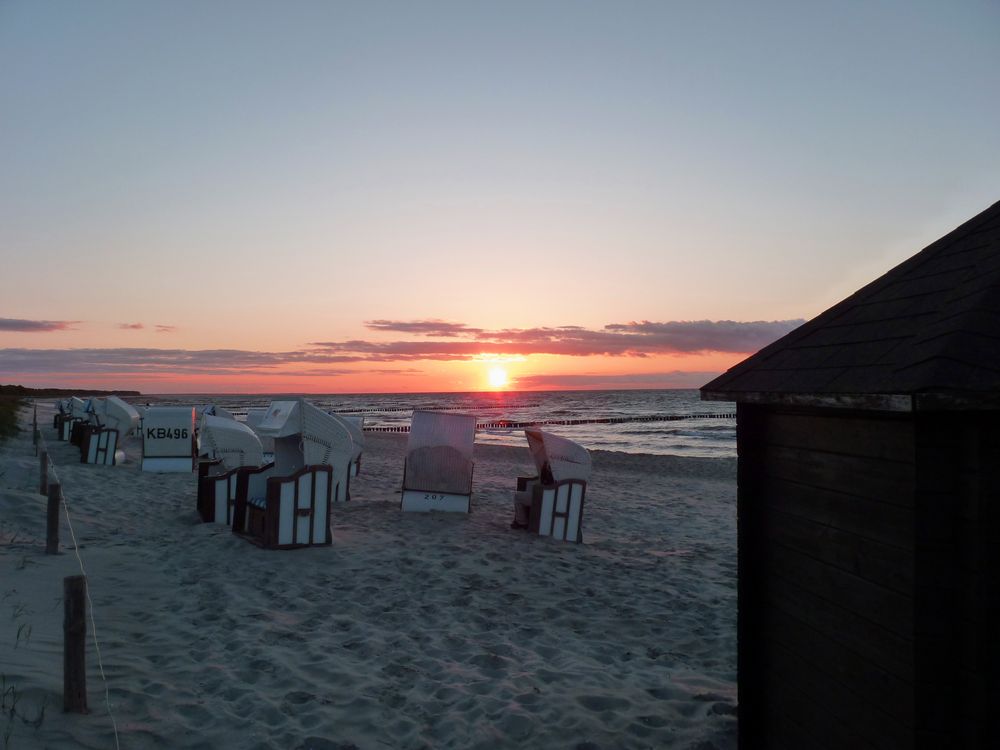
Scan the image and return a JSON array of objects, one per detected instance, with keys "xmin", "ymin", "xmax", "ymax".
[{"xmin": 37, "ymin": 432, "xmax": 122, "ymax": 750}]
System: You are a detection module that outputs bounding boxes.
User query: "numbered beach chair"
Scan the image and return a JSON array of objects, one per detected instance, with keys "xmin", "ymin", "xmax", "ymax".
[
  {"xmin": 231, "ymin": 399, "xmax": 352, "ymax": 549},
  {"xmin": 141, "ymin": 406, "xmax": 196, "ymax": 472},
  {"xmin": 512, "ymin": 429, "xmax": 590, "ymax": 543},
  {"xmin": 400, "ymin": 410, "xmax": 476, "ymax": 513},
  {"xmin": 80, "ymin": 396, "xmax": 141, "ymax": 465},
  {"xmin": 196, "ymin": 415, "xmax": 265, "ymax": 524}
]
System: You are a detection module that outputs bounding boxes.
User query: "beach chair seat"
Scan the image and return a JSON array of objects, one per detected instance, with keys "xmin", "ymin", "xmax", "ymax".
[
  {"xmin": 55, "ymin": 414, "xmax": 81, "ymax": 441},
  {"xmin": 401, "ymin": 411, "xmax": 476, "ymax": 513},
  {"xmin": 511, "ymin": 429, "xmax": 591, "ymax": 543},
  {"xmin": 232, "ymin": 465, "xmax": 334, "ymax": 549},
  {"xmin": 69, "ymin": 419, "xmax": 88, "ymax": 446},
  {"xmin": 516, "ymin": 477, "xmax": 587, "ymax": 543},
  {"xmin": 80, "ymin": 425, "xmax": 119, "ymax": 466},
  {"xmin": 196, "ymin": 415, "xmax": 265, "ymax": 519},
  {"xmin": 196, "ymin": 458, "xmax": 241, "ymax": 524}
]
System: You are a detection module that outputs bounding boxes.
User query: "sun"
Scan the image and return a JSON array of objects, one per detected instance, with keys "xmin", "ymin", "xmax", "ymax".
[{"xmin": 487, "ymin": 366, "xmax": 509, "ymax": 389}]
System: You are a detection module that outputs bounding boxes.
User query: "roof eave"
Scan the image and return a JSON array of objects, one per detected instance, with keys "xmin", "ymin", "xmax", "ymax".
[
  {"xmin": 702, "ymin": 389, "xmax": 1000, "ymax": 411},
  {"xmin": 699, "ymin": 390, "xmax": 914, "ymax": 412}
]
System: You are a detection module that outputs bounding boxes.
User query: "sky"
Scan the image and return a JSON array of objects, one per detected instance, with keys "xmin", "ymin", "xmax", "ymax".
[{"xmin": 1, "ymin": 0, "xmax": 998, "ymax": 393}]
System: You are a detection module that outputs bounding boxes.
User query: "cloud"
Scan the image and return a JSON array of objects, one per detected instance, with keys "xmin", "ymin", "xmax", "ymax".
[
  {"xmin": 0, "ymin": 317, "xmax": 78, "ymax": 332},
  {"xmin": 365, "ymin": 319, "xmax": 484, "ymax": 337},
  {"xmin": 514, "ymin": 371, "xmax": 723, "ymax": 389},
  {"xmin": 155, "ymin": 325, "xmax": 177, "ymax": 333},
  {"xmin": 0, "ymin": 318, "xmax": 800, "ymax": 382},
  {"xmin": 0, "ymin": 347, "xmax": 378, "ymax": 377},
  {"xmin": 313, "ymin": 318, "xmax": 803, "ymax": 359},
  {"xmin": 119, "ymin": 323, "xmax": 144, "ymax": 330}
]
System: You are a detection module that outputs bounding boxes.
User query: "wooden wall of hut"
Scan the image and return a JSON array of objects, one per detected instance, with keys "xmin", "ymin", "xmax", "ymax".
[{"xmin": 735, "ymin": 403, "xmax": 999, "ymax": 749}]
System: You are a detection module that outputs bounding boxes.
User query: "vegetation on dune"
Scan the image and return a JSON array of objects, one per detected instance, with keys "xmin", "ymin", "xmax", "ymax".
[
  {"xmin": 0, "ymin": 397, "xmax": 20, "ymax": 442},
  {"xmin": 0, "ymin": 385, "xmax": 143, "ymax": 443}
]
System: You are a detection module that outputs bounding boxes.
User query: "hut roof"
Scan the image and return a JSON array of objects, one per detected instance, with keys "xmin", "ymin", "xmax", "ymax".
[{"xmin": 702, "ymin": 200, "xmax": 1000, "ymax": 410}]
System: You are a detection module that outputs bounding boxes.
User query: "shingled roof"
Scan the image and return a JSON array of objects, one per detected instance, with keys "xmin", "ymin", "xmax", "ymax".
[{"xmin": 702, "ymin": 199, "xmax": 1000, "ymax": 410}]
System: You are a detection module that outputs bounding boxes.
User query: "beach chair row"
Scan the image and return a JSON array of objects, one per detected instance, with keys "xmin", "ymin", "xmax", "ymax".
[
  {"xmin": 52, "ymin": 396, "xmax": 140, "ymax": 466},
  {"xmin": 196, "ymin": 405, "xmax": 591, "ymax": 550}
]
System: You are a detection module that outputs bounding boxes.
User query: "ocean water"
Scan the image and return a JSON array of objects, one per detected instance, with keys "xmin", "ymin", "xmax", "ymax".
[{"xmin": 141, "ymin": 389, "xmax": 736, "ymax": 458}]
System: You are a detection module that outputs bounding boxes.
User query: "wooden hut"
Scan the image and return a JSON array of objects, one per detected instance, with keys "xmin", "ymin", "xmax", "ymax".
[{"xmin": 701, "ymin": 200, "xmax": 1000, "ymax": 749}]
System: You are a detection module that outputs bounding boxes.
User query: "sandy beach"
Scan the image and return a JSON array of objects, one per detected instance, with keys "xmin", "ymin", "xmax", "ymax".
[{"xmin": 1, "ymin": 402, "xmax": 737, "ymax": 750}]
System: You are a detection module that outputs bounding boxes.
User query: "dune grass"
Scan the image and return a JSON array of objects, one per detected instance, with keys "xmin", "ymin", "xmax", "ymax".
[{"xmin": 0, "ymin": 397, "xmax": 22, "ymax": 442}]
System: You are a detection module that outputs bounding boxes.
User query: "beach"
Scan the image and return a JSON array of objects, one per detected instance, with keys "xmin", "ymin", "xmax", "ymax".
[{"xmin": 1, "ymin": 402, "xmax": 737, "ymax": 749}]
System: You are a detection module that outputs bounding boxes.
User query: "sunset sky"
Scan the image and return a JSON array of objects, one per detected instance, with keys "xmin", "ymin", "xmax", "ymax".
[{"xmin": 2, "ymin": 1, "xmax": 998, "ymax": 393}]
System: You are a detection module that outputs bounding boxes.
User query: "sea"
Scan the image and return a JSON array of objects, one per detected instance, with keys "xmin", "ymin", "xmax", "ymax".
[{"xmin": 141, "ymin": 389, "xmax": 737, "ymax": 458}]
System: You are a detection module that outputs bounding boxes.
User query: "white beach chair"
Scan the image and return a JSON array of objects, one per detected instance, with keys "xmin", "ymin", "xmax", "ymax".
[
  {"xmin": 78, "ymin": 395, "xmax": 141, "ymax": 465},
  {"xmin": 140, "ymin": 406, "xmax": 196, "ymax": 472},
  {"xmin": 512, "ymin": 429, "xmax": 590, "ymax": 543},
  {"xmin": 400, "ymin": 410, "xmax": 476, "ymax": 513},
  {"xmin": 231, "ymin": 399, "xmax": 350, "ymax": 549},
  {"xmin": 58, "ymin": 396, "xmax": 89, "ymax": 443},
  {"xmin": 196, "ymin": 416, "xmax": 266, "ymax": 524},
  {"xmin": 329, "ymin": 412, "xmax": 365, "ymax": 501}
]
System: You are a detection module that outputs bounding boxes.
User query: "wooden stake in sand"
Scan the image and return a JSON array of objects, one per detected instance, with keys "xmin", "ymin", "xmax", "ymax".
[
  {"xmin": 46, "ymin": 482, "xmax": 61, "ymax": 555},
  {"xmin": 63, "ymin": 575, "xmax": 89, "ymax": 713},
  {"xmin": 39, "ymin": 449, "xmax": 49, "ymax": 496}
]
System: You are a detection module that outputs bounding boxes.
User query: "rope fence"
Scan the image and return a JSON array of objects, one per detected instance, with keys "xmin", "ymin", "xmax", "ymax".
[{"xmin": 34, "ymin": 411, "xmax": 122, "ymax": 749}]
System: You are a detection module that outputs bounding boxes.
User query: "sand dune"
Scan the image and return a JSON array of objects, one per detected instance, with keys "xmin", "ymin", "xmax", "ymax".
[{"xmin": 1, "ymin": 402, "xmax": 736, "ymax": 749}]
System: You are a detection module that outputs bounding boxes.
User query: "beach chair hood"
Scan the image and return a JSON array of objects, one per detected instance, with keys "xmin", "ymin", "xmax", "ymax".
[
  {"xmin": 200, "ymin": 415, "xmax": 264, "ymax": 470},
  {"xmin": 91, "ymin": 395, "xmax": 141, "ymax": 436},
  {"xmin": 256, "ymin": 399, "xmax": 354, "ymax": 467},
  {"xmin": 244, "ymin": 408, "xmax": 274, "ymax": 453},
  {"xmin": 69, "ymin": 397, "xmax": 88, "ymax": 418},
  {"xmin": 405, "ymin": 411, "xmax": 476, "ymax": 495},
  {"xmin": 198, "ymin": 404, "xmax": 236, "ymax": 420},
  {"xmin": 525, "ymin": 428, "xmax": 591, "ymax": 483},
  {"xmin": 329, "ymin": 412, "xmax": 365, "ymax": 461}
]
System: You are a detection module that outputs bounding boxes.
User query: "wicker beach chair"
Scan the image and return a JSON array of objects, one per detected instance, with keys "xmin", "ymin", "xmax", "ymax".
[
  {"xmin": 196, "ymin": 416, "xmax": 265, "ymax": 524},
  {"xmin": 400, "ymin": 410, "xmax": 476, "ymax": 513},
  {"xmin": 78, "ymin": 396, "xmax": 141, "ymax": 465},
  {"xmin": 231, "ymin": 399, "xmax": 350, "ymax": 549},
  {"xmin": 512, "ymin": 429, "xmax": 590, "ymax": 543}
]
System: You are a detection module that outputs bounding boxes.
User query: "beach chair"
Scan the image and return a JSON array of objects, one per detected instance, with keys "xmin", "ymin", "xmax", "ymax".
[
  {"xmin": 400, "ymin": 410, "xmax": 476, "ymax": 513},
  {"xmin": 196, "ymin": 416, "xmax": 265, "ymax": 524},
  {"xmin": 512, "ymin": 429, "xmax": 590, "ymax": 543},
  {"xmin": 141, "ymin": 406, "xmax": 196, "ymax": 472},
  {"xmin": 79, "ymin": 396, "xmax": 141, "ymax": 465},
  {"xmin": 329, "ymin": 412, "xmax": 365, "ymax": 501},
  {"xmin": 56, "ymin": 397, "xmax": 88, "ymax": 442},
  {"xmin": 52, "ymin": 399, "xmax": 68, "ymax": 428},
  {"xmin": 231, "ymin": 399, "xmax": 350, "ymax": 549}
]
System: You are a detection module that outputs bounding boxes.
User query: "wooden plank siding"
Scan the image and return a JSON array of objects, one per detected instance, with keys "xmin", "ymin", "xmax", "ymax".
[
  {"xmin": 914, "ymin": 414, "xmax": 999, "ymax": 749},
  {"xmin": 737, "ymin": 404, "xmax": 919, "ymax": 748}
]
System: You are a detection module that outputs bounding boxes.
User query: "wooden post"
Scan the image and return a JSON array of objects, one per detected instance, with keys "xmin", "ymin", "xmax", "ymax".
[
  {"xmin": 39, "ymin": 450, "xmax": 49, "ymax": 495},
  {"xmin": 46, "ymin": 483, "xmax": 61, "ymax": 555},
  {"xmin": 63, "ymin": 575, "xmax": 89, "ymax": 713}
]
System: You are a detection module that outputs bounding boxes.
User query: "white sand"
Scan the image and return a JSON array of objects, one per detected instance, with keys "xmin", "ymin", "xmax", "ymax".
[{"xmin": 1, "ymin": 402, "xmax": 737, "ymax": 749}]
